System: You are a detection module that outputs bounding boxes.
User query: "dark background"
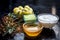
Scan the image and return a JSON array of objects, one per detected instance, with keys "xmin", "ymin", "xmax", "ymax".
[
  {"xmin": 0, "ymin": 0, "xmax": 60, "ymax": 20},
  {"xmin": 0, "ymin": 0, "xmax": 60, "ymax": 40}
]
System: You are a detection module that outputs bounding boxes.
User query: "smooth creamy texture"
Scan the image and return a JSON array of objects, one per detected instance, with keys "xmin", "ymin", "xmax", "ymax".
[{"xmin": 38, "ymin": 15, "xmax": 58, "ymax": 23}]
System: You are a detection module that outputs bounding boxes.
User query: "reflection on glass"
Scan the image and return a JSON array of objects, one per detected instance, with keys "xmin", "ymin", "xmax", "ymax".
[{"xmin": 23, "ymin": 22, "xmax": 43, "ymax": 37}]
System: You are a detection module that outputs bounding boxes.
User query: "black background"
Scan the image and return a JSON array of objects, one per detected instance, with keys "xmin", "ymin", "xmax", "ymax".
[{"xmin": 0, "ymin": 0, "xmax": 60, "ymax": 19}]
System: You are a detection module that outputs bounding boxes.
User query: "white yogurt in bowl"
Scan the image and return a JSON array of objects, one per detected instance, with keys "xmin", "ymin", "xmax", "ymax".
[{"xmin": 38, "ymin": 13, "xmax": 59, "ymax": 28}]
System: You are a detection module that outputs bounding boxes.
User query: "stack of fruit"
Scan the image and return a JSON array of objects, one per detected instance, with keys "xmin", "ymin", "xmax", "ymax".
[
  {"xmin": 1, "ymin": 5, "xmax": 37, "ymax": 36},
  {"xmin": 13, "ymin": 5, "xmax": 37, "ymax": 23},
  {"xmin": 13, "ymin": 5, "xmax": 34, "ymax": 15}
]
